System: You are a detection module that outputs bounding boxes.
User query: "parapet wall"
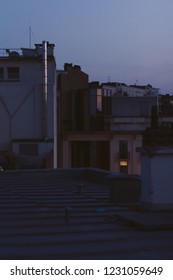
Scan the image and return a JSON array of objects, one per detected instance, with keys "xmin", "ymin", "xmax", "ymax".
[{"xmin": 0, "ymin": 167, "xmax": 141, "ymax": 203}]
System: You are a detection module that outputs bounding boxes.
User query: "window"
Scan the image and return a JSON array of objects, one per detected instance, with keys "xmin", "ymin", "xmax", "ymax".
[
  {"xmin": 140, "ymin": 102, "xmax": 149, "ymax": 116},
  {"xmin": 0, "ymin": 67, "xmax": 4, "ymax": 80},
  {"xmin": 7, "ymin": 67, "xmax": 19, "ymax": 80},
  {"xmin": 97, "ymin": 89, "xmax": 102, "ymax": 111},
  {"xmin": 119, "ymin": 140, "xmax": 128, "ymax": 159},
  {"xmin": 19, "ymin": 144, "xmax": 38, "ymax": 156},
  {"xmin": 119, "ymin": 160, "xmax": 128, "ymax": 174},
  {"xmin": 102, "ymin": 96, "xmax": 112, "ymax": 115},
  {"xmin": 119, "ymin": 141, "xmax": 128, "ymax": 174}
]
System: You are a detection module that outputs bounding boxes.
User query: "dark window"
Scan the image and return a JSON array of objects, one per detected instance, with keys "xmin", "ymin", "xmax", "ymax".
[
  {"xmin": 119, "ymin": 140, "xmax": 128, "ymax": 159},
  {"xmin": 140, "ymin": 102, "xmax": 149, "ymax": 116},
  {"xmin": 102, "ymin": 96, "xmax": 112, "ymax": 115},
  {"xmin": 19, "ymin": 144, "xmax": 38, "ymax": 156},
  {"xmin": 7, "ymin": 67, "xmax": 19, "ymax": 80},
  {"xmin": 0, "ymin": 68, "xmax": 4, "ymax": 80},
  {"xmin": 71, "ymin": 141, "xmax": 110, "ymax": 170}
]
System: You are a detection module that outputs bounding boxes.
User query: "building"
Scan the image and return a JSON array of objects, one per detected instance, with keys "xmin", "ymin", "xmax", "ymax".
[
  {"xmin": 102, "ymin": 82, "xmax": 159, "ymax": 97},
  {"xmin": 59, "ymin": 68, "xmax": 159, "ymax": 174},
  {"xmin": 0, "ymin": 41, "xmax": 57, "ymax": 169},
  {"xmin": 138, "ymin": 115, "xmax": 173, "ymax": 211},
  {"xmin": 57, "ymin": 63, "xmax": 89, "ymax": 167}
]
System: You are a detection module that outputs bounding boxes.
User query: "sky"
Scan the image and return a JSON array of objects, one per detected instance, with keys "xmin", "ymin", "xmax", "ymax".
[{"xmin": 1, "ymin": 0, "xmax": 173, "ymax": 93}]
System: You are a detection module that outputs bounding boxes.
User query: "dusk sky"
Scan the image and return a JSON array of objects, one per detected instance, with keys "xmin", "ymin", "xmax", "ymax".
[{"xmin": 1, "ymin": 0, "xmax": 173, "ymax": 93}]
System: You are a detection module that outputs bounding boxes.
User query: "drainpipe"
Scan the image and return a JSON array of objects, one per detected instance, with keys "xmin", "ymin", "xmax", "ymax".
[
  {"xmin": 42, "ymin": 41, "xmax": 48, "ymax": 139},
  {"xmin": 53, "ymin": 82, "xmax": 58, "ymax": 168}
]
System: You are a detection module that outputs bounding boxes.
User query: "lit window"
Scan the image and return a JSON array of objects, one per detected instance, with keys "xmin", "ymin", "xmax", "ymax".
[
  {"xmin": 7, "ymin": 67, "xmax": 19, "ymax": 80},
  {"xmin": 119, "ymin": 160, "xmax": 128, "ymax": 167},
  {"xmin": 119, "ymin": 160, "xmax": 128, "ymax": 174}
]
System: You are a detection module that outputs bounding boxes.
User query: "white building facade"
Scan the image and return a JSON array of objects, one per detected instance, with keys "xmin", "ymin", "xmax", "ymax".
[
  {"xmin": 102, "ymin": 82, "xmax": 159, "ymax": 97},
  {"xmin": 0, "ymin": 42, "xmax": 57, "ymax": 169}
]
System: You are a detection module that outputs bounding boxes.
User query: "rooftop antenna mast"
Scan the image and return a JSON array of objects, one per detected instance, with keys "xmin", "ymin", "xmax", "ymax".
[
  {"xmin": 29, "ymin": 26, "xmax": 32, "ymax": 48},
  {"xmin": 28, "ymin": 0, "xmax": 32, "ymax": 49}
]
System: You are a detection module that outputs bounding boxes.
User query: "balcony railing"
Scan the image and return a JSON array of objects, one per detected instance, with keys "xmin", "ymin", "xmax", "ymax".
[{"xmin": 0, "ymin": 48, "xmax": 22, "ymax": 57}]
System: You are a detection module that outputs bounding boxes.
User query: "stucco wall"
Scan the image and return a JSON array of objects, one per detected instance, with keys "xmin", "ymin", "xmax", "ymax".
[
  {"xmin": 0, "ymin": 59, "xmax": 56, "ymax": 145},
  {"xmin": 141, "ymin": 148, "xmax": 173, "ymax": 209}
]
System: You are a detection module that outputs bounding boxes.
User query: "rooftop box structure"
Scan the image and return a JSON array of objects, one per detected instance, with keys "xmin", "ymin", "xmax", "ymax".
[{"xmin": 138, "ymin": 125, "xmax": 173, "ymax": 211}]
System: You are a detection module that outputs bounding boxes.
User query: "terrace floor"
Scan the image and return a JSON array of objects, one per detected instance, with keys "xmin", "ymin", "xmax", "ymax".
[{"xmin": 0, "ymin": 168, "xmax": 173, "ymax": 260}]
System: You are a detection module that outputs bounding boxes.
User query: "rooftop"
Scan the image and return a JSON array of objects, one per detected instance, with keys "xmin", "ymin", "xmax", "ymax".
[
  {"xmin": 0, "ymin": 168, "xmax": 173, "ymax": 260},
  {"xmin": 0, "ymin": 42, "xmax": 55, "ymax": 59}
]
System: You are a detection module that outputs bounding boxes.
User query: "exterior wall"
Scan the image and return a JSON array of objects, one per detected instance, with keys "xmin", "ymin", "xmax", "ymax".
[
  {"xmin": 106, "ymin": 116, "xmax": 151, "ymax": 132},
  {"xmin": 141, "ymin": 155, "xmax": 152, "ymax": 203},
  {"xmin": 12, "ymin": 142, "xmax": 53, "ymax": 158},
  {"xmin": 110, "ymin": 134, "xmax": 142, "ymax": 174},
  {"xmin": 158, "ymin": 116, "xmax": 173, "ymax": 126},
  {"xmin": 141, "ymin": 148, "xmax": 173, "ymax": 210},
  {"xmin": 60, "ymin": 64, "xmax": 88, "ymax": 92},
  {"xmin": 151, "ymin": 154, "xmax": 173, "ymax": 204},
  {"xmin": 62, "ymin": 133, "xmax": 110, "ymax": 169},
  {"xmin": 62, "ymin": 140, "xmax": 71, "ymax": 168},
  {"xmin": 0, "ymin": 59, "xmax": 55, "ymax": 141},
  {"xmin": 59, "ymin": 70, "xmax": 161, "ymax": 175},
  {"xmin": 0, "ymin": 43, "xmax": 57, "ymax": 168},
  {"xmin": 111, "ymin": 96, "xmax": 157, "ymax": 117},
  {"xmin": 61, "ymin": 132, "xmax": 142, "ymax": 175},
  {"xmin": 60, "ymin": 77, "xmax": 157, "ymax": 174},
  {"xmin": 102, "ymin": 83, "xmax": 159, "ymax": 97},
  {"xmin": 58, "ymin": 64, "xmax": 89, "ymax": 167},
  {"xmin": 58, "ymin": 64, "xmax": 89, "ymax": 132}
]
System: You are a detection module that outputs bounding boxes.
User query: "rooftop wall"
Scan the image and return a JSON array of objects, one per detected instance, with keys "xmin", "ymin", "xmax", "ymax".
[{"xmin": 111, "ymin": 96, "xmax": 157, "ymax": 117}]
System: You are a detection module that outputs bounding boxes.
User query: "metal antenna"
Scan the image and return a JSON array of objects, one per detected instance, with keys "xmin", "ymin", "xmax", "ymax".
[{"xmin": 29, "ymin": 26, "xmax": 32, "ymax": 48}]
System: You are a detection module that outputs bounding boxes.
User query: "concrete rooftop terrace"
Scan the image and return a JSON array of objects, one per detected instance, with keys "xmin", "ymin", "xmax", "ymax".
[{"xmin": 0, "ymin": 168, "xmax": 173, "ymax": 260}]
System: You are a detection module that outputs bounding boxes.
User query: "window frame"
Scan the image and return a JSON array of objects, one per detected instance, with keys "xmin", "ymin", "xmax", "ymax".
[
  {"xmin": 7, "ymin": 67, "xmax": 20, "ymax": 81},
  {"xmin": 0, "ymin": 67, "xmax": 4, "ymax": 81}
]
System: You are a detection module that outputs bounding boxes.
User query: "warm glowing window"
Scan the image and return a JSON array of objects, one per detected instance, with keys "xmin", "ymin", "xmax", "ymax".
[
  {"xmin": 119, "ymin": 160, "xmax": 128, "ymax": 167},
  {"xmin": 119, "ymin": 160, "xmax": 128, "ymax": 174}
]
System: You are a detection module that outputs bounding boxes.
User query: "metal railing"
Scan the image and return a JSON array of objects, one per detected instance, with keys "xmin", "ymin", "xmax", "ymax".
[{"xmin": 0, "ymin": 48, "xmax": 23, "ymax": 57}]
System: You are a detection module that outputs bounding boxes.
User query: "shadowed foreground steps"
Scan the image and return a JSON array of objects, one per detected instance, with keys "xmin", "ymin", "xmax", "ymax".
[{"xmin": 0, "ymin": 168, "xmax": 173, "ymax": 260}]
